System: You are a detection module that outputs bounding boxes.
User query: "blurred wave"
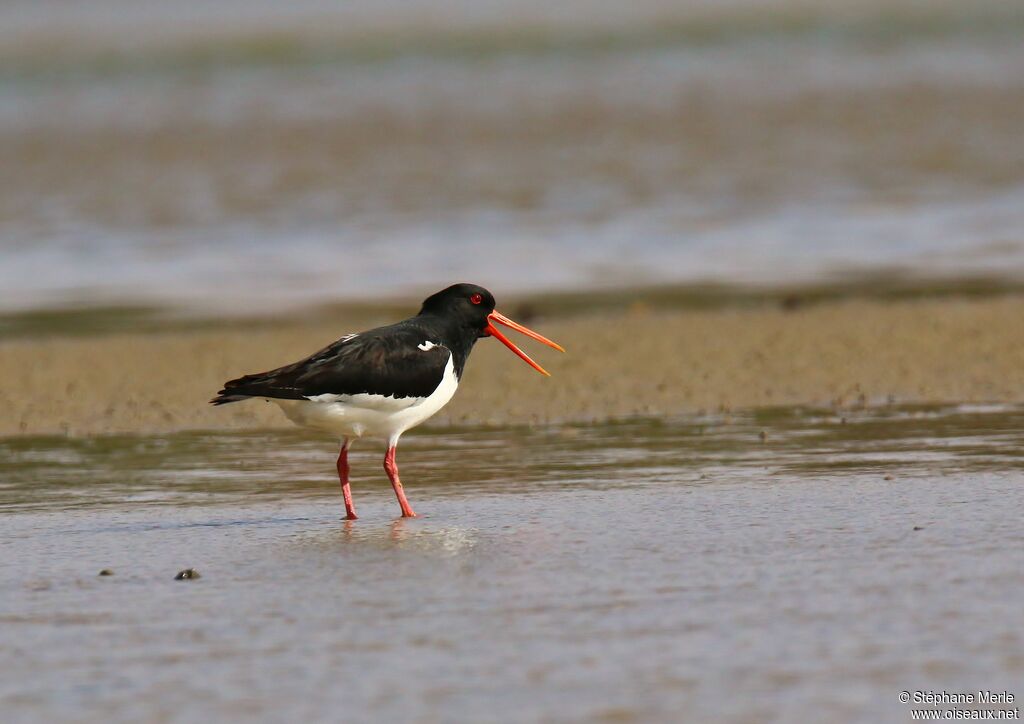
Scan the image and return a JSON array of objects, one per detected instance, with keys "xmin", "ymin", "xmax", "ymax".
[{"xmin": 2, "ymin": 0, "xmax": 1023, "ymax": 312}]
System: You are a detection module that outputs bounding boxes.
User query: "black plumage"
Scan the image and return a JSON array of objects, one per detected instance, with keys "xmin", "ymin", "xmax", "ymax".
[{"xmin": 211, "ymin": 283, "xmax": 495, "ymax": 405}]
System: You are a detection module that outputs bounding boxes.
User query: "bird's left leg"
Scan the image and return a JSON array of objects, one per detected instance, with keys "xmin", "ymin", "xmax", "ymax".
[
  {"xmin": 383, "ymin": 438, "xmax": 417, "ymax": 518},
  {"xmin": 336, "ymin": 437, "xmax": 358, "ymax": 520}
]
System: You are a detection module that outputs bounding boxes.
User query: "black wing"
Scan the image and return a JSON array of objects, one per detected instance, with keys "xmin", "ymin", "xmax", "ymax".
[{"xmin": 211, "ymin": 325, "xmax": 451, "ymax": 405}]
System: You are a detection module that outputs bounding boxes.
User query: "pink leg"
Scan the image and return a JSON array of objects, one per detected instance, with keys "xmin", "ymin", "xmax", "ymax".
[
  {"xmin": 336, "ymin": 439, "xmax": 357, "ymax": 520},
  {"xmin": 383, "ymin": 446, "xmax": 417, "ymax": 518}
]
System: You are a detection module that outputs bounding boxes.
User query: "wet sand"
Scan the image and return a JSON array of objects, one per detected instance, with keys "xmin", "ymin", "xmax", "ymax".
[
  {"xmin": 3, "ymin": 405, "xmax": 1023, "ymax": 722},
  {"xmin": 3, "ymin": 294, "xmax": 1024, "ymax": 437}
]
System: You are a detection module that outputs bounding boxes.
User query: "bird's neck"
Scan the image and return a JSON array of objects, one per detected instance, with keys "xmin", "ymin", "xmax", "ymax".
[{"xmin": 414, "ymin": 314, "xmax": 480, "ymax": 378}]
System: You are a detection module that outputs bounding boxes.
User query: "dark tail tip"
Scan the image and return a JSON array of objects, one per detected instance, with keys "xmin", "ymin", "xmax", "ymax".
[{"xmin": 210, "ymin": 391, "xmax": 248, "ymax": 406}]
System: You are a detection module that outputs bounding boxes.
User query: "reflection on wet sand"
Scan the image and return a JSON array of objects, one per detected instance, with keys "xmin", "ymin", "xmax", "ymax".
[{"xmin": 294, "ymin": 514, "xmax": 482, "ymax": 559}]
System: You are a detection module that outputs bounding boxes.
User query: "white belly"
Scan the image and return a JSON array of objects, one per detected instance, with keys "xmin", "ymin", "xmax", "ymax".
[{"xmin": 270, "ymin": 352, "xmax": 459, "ymax": 444}]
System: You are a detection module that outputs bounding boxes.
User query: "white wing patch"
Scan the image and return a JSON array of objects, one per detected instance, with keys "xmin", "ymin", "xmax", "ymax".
[
  {"xmin": 340, "ymin": 333, "xmax": 359, "ymax": 343},
  {"xmin": 418, "ymin": 341, "xmax": 437, "ymax": 351}
]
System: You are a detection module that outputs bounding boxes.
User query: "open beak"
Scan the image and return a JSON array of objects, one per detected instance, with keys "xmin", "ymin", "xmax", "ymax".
[{"xmin": 484, "ymin": 310, "xmax": 565, "ymax": 377}]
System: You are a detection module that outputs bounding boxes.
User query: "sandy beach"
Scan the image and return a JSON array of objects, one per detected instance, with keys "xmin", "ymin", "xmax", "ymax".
[{"xmin": 3, "ymin": 293, "xmax": 1023, "ymax": 438}]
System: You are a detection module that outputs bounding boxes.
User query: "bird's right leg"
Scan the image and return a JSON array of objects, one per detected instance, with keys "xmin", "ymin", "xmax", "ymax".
[
  {"xmin": 383, "ymin": 442, "xmax": 417, "ymax": 518},
  {"xmin": 336, "ymin": 437, "xmax": 357, "ymax": 520}
]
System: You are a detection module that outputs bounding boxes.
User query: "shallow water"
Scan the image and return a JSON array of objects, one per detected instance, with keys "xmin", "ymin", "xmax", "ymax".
[{"xmin": 2, "ymin": 404, "xmax": 1023, "ymax": 722}]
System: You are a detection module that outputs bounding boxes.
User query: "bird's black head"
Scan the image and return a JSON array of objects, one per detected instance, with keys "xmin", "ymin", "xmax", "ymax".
[
  {"xmin": 418, "ymin": 283, "xmax": 496, "ymax": 333},
  {"xmin": 417, "ymin": 282, "xmax": 564, "ymax": 376}
]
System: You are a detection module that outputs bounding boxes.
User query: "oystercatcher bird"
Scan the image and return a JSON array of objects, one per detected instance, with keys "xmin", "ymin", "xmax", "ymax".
[{"xmin": 211, "ymin": 283, "xmax": 563, "ymax": 519}]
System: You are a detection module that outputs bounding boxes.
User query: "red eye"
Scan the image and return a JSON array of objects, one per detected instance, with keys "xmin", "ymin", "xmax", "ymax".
[{"xmin": 470, "ymin": 293, "xmax": 483, "ymax": 305}]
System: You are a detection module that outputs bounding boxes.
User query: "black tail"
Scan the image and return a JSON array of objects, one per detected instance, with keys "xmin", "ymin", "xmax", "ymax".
[
  {"xmin": 209, "ymin": 372, "xmax": 270, "ymax": 406},
  {"xmin": 209, "ymin": 391, "xmax": 251, "ymax": 406},
  {"xmin": 210, "ymin": 369, "xmax": 306, "ymax": 406}
]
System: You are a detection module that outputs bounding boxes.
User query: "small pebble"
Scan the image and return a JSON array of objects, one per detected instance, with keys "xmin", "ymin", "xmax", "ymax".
[
  {"xmin": 884, "ymin": 475, "xmax": 893, "ymax": 481},
  {"xmin": 174, "ymin": 568, "xmax": 200, "ymax": 580},
  {"xmin": 913, "ymin": 526, "xmax": 924, "ymax": 531},
  {"xmin": 758, "ymin": 430, "xmax": 767, "ymax": 442},
  {"xmin": 98, "ymin": 569, "xmax": 113, "ymax": 576}
]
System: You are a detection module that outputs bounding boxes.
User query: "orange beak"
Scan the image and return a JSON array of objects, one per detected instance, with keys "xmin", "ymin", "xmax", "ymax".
[{"xmin": 484, "ymin": 310, "xmax": 565, "ymax": 376}]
